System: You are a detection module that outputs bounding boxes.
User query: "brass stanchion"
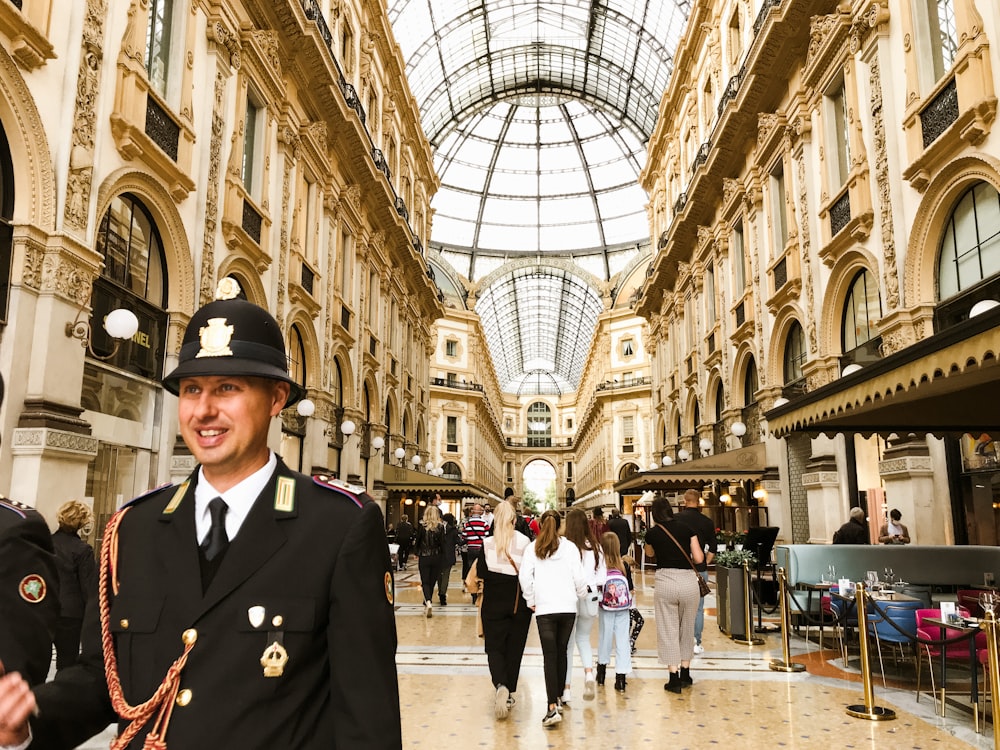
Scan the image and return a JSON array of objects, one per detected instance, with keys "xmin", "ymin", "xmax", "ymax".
[
  {"xmin": 733, "ymin": 559, "xmax": 764, "ymax": 646},
  {"xmin": 770, "ymin": 566, "xmax": 806, "ymax": 673},
  {"xmin": 983, "ymin": 611, "xmax": 1000, "ymax": 744},
  {"xmin": 846, "ymin": 581, "xmax": 896, "ymax": 720}
]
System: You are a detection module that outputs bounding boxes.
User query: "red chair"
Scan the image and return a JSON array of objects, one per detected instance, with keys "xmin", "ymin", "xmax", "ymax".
[
  {"xmin": 958, "ymin": 590, "xmax": 986, "ymax": 618},
  {"xmin": 915, "ymin": 607, "xmax": 984, "ymax": 711}
]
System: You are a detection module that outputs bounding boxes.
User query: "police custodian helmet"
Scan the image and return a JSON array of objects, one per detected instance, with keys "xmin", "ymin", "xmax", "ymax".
[{"xmin": 162, "ymin": 278, "xmax": 305, "ymax": 407}]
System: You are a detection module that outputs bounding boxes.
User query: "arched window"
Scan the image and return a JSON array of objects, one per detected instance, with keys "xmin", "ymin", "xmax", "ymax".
[
  {"xmin": 92, "ymin": 194, "xmax": 168, "ymax": 378},
  {"xmin": 842, "ymin": 269, "xmax": 881, "ymax": 354},
  {"xmin": 743, "ymin": 358, "xmax": 758, "ymax": 406},
  {"xmin": 619, "ymin": 463, "xmax": 639, "ymax": 480},
  {"xmin": 331, "ymin": 359, "xmax": 343, "ymax": 406},
  {"xmin": 527, "ymin": 401, "xmax": 552, "ymax": 447},
  {"xmin": 714, "ymin": 382, "xmax": 725, "ymax": 422},
  {"xmin": 783, "ymin": 321, "xmax": 806, "ymax": 385},
  {"xmin": 441, "ymin": 461, "xmax": 461, "ymax": 480},
  {"xmin": 288, "ymin": 325, "xmax": 306, "ymax": 393},
  {"xmin": 936, "ymin": 181, "xmax": 1000, "ymax": 328}
]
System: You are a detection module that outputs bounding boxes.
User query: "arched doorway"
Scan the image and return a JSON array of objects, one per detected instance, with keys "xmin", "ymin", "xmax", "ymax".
[{"xmin": 522, "ymin": 459, "xmax": 556, "ymax": 515}]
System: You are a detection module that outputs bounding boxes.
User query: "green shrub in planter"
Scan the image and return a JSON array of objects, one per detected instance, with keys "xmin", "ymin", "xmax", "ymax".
[{"xmin": 714, "ymin": 548, "xmax": 757, "ymax": 569}]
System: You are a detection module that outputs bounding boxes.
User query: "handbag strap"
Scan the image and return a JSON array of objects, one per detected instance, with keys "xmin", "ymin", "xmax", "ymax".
[{"xmin": 657, "ymin": 523, "xmax": 701, "ymax": 578}]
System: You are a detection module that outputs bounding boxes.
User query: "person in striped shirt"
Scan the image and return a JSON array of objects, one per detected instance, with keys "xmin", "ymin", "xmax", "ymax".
[{"xmin": 461, "ymin": 504, "xmax": 491, "ymax": 603}]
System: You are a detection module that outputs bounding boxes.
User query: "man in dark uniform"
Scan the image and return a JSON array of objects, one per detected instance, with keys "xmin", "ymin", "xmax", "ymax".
[
  {"xmin": 0, "ymin": 280, "xmax": 400, "ymax": 749},
  {"xmin": 0, "ymin": 497, "xmax": 59, "ymax": 687},
  {"xmin": 675, "ymin": 489, "xmax": 716, "ymax": 654}
]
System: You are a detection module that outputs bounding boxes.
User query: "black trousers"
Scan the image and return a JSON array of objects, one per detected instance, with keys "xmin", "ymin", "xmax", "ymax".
[
  {"xmin": 536, "ymin": 612, "xmax": 576, "ymax": 704},
  {"xmin": 53, "ymin": 616, "xmax": 83, "ymax": 671},
  {"xmin": 418, "ymin": 553, "xmax": 445, "ymax": 602},
  {"xmin": 482, "ymin": 605, "xmax": 533, "ymax": 692}
]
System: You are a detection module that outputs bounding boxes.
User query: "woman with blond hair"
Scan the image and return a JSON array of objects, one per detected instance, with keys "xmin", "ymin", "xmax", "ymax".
[
  {"xmin": 468, "ymin": 501, "xmax": 533, "ymax": 720},
  {"xmin": 519, "ymin": 510, "xmax": 587, "ymax": 728},
  {"xmin": 562, "ymin": 507, "xmax": 606, "ymax": 702},
  {"xmin": 414, "ymin": 505, "xmax": 446, "ymax": 617},
  {"xmin": 51, "ymin": 500, "xmax": 98, "ymax": 670}
]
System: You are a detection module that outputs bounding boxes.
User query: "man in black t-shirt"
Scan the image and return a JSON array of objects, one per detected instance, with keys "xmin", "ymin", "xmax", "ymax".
[{"xmin": 675, "ymin": 489, "xmax": 716, "ymax": 653}]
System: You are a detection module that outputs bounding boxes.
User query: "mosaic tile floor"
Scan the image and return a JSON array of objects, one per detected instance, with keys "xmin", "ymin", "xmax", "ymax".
[{"xmin": 76, "ymin": 565, "xmax": 993, "ymax": 748}]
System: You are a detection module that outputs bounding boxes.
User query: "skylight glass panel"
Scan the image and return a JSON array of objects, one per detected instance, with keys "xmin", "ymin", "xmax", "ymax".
[
  {"xmin": 432, "ymin": 215, "xmax": 476, "ymax": 246},
  {"xmin": 433, "ymin": 186, "xmax": 484, "ymax": 217},
  {"xmin": 478, "ymin": 222, "xmax": 538, "ymax": 251}
]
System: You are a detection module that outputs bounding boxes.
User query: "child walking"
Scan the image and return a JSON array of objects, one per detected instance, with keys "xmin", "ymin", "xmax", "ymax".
[{"xmin": 596, "ymin": 532, "xmax": 635, "ymax": 691}]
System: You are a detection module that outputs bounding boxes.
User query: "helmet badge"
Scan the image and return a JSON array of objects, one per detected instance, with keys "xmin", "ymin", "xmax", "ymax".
[{"xmin": 196, "ymin": 318, "xmax": 234, "ymax": 358}]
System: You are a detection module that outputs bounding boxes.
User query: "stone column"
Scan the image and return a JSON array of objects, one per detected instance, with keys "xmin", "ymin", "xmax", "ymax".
[
  {"xmin": 802, "ymin": 455, "xmax": 844, "ymax": 543},
  {"xmin": 879, "ymin": 435, "xmax": 942, "ymax": 544}
]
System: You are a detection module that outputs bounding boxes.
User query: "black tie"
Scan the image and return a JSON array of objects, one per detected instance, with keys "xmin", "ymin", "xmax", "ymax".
[{"xmin": 201, "ymin": 497, "xmax": 230, "ymax": 562}]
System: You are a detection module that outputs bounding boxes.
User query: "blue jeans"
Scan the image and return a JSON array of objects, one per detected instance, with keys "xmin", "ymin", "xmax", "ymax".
[
  {"xmin": 694, "ymin": 570, "xmax": 709, "ymax": 645},
  {"xmin": 597, "ymin": 608, "xmax": 631, "ymax": 674}
]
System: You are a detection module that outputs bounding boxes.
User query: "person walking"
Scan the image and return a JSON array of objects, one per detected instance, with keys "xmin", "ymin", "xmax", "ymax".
[
  {"xmin": 470, "ymin": 501, "xmax": 533, "ymax": 721},
  {"xmin": 395, "ymin": 513, "xmax": 415, "ymax": 570},
  {"xmin": 0, "ymin": 280, "xmax": 400, "ymax": 749},
  {"xmin": 519, "ymin": 510, "xmax": 587, "ymax": 728},
  {"xmin": 596, "ymin": 532, "xmax": 634, "ymax": 692},
  {"xmin": 562, "ymin": 507, "xmax": 605, "ymax": 703},
  {"xmin": 50, "ymin": 500, "xmax": 99, "ymax": 670},
  {"xmin": 675, "ymin": 489, "xmax": 716, "ymax": 654},
  {"xmin": 461, "ymin": 503, "xmax": 490, "ymax": 602},
  {"xmin": 608, "ymin": 508, "xmax": 633, "ymax": 559},
  {"xmin": 415, "ymin": 505, "xmax": 446, "ymax": 617},
  {"xmin": 644, "ymin": 496, "xmax": 704, "ymax": 694},
  {"xmin": 438, "ymin": 512, "xmax": 461, "ymax": 605},
  {"xmin": 589, "ymin": 507, "xmax": 609, "ymax": 540}
]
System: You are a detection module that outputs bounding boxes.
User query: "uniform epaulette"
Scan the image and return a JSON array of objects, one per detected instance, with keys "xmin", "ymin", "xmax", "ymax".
[
  {"xmin": 0, "ymin": 496, "xmax": 30, "ymax": 518},
  {"xmin": 121, "ymin": 482, "xmax": 176, "ymax": 509},
  {"xmin": 312, "ymin": 475, "xmax": 366, "ymax": 509}
]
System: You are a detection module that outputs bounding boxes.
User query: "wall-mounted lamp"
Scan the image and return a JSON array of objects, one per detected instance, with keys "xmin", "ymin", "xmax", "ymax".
[
  {"xmin": 394, "ymin": 447, "xmax": 407, "ymax": 466},
  {"xmin": 425, "ymin": 461, "xmax": 434, "ymax": 473},
  {"xmin": 296, "ymin": 399, "xmax": 316, "ymax": 417},
  {"xmin": 404, "ymin": 497, "xmax": 413, "ymax": 506},
  {"xmin": 841, "ymin": 363, "xmax": 863, "ymax": 376},
  {"xmin": 341, "ymin": 420, "xmax": 356, "ymax": 439},
  {"xmin": 720, "ymin": 492, "xmax": 732, "ymax": 504},
  {"xmin": 66, "ymin": 306, "xmax": 139, "ymax": 361},
  {"xmin": 371, "ymin": 436, "xmax": 385, "ymax": 455},
  {"xmin": 648, "ymin": 462, "xmax": 659, "ymax": 471},
  {"xmin": 772, "ymin": 397, "xmax": 789, "ymax": 408},
  {"xmin": 753, "ymin": 488, "xmax": 768, "ymax": 504},
  {"xmin": 418, "ymin": 499, "xmax": 427, "ymax": 507},
  {"xmin": 970, "ymin": 299, "xmax": 1000, "ymax": 317},
  {"xmin": 677, "ymin": 448, "xmax": 690, "ymax": 462},
  {"xmin": 730, "ymin": 421, "xmax": 747, "ymax": 438},
  {"xmin": 411, "ymin": 454, "xmax": 422, "ymax": 468},
  {"xmin": 662, "ymin": 455, "xmax": 673, "ymax": 467},
  {"xmin": 699, "ymin": 438, "xmax": 713, "ymax": 457}
]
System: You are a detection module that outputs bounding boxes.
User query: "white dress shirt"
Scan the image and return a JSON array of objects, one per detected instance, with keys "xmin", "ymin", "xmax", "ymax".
[{"xmin": 194, "ymin": 452, "xmax": 277, "ymax": 544}]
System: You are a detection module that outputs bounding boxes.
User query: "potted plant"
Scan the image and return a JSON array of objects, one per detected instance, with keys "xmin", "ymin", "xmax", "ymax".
[{"xmin": 714, "ymin": 549, "xmax": 757, "ymax": 639}]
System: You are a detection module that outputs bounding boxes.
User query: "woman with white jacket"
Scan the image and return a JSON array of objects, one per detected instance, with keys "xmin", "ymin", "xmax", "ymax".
[
  {"xmin": 519, "ymin": 510, "xmax": 587, "ymax": 728},
  {"xmin": 562, "ymin": 507, "xmax": 606, "ymax": 702}
]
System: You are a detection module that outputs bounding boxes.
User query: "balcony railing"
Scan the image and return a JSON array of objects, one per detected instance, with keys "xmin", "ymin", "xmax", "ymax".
[
  {"xmin": 145, "ymin": 97, "xmax": 179, "ymax": 161},
  {"xmin": 242, "ymin": 199, "xmax": 263, "ymax": 244},
  {"xmin": 718, "ymin": 66, "xmax": 746, "ymax": 118},
  {"xmin": 691, "ymin": 140, "xmax": 711, "ymax": 174},
  {"xmin": 753, "ymin": 0, "xmax": 782, "ymax": 35},
  {"xmin": 394, "ymin": 196, "xmax": 408, "ymax": 220},
  {"xmin": 672, "ymin": 192, "xmax": 688, "ymax": 217},
  {"xmin": 920, "ymin": 77, "xmax": 959, "ymax": 149},
  {"xmin": 301, "ymin": 263, "xmax": 315, "ymax": 296},
  {"xmin": 595, "ymin": 375, "xmax": 651, "ymax": 392},
  {"xmin": 829, "ymin": 191, "xmax": 851, "ymax": 237},
  {"xmin": 430, "ymin": 377, "xmax": 484, "ymax": 392},
  {"xmin": 773, "ymin": 256, "xmax": 787, "ymax": 291}
]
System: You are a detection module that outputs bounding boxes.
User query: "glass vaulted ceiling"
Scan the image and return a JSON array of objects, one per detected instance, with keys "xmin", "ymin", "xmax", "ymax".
[{"xmin": 387, "ymin": 1, "xmax": 691, "ymax": 393}]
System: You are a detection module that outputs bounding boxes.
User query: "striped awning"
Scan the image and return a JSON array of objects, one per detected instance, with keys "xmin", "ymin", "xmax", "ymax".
[
  {"xmin": 766, "ymin": 307, "xmax": 1000, "ymax": 438},
  {"xmin": 613, "ymin": 443, "xmax": 767, "ymax": 494},
  {"xmin": 379, "ymin": 465, "xmax": 491, "ymax": 499}
]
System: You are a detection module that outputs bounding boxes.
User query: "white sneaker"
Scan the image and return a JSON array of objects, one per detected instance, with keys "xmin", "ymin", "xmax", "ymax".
[
  {"xmin": 583, "ymin": 676, "xmax": 596, "ymax": 700},
  {"xmin": 424, "ymin": 601, "xmax": 433, "ymax": 618},
  {"xmin": 693, "ymin": 643, "xmax": 704, "ymax": 655},
  {"xmin": 494, "ymin": 685, "xmax": 510, "ymax": 720},
  {"xmin": 561, "ymin": 689, "xmax": 571, "ymax": 705}
]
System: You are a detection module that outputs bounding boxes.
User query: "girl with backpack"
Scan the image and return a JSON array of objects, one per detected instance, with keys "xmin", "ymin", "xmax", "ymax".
[{"xmin": 596, "ymin": 532, "xmax": 635, "ymax": 691}]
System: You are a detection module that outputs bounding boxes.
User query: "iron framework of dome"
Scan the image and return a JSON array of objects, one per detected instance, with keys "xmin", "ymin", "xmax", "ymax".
[{"xmin": 387, "ymin": 0, "xmax": 691, "ymax": 393}]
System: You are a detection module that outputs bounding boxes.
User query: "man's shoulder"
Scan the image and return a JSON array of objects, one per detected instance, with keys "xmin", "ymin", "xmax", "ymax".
[
  {"xmin": 307, "ymin": 473, "xmax": 372, "ymax": 510},
  {"xmin": 0, "ymin": 498, "xmax": 52, "ymax": 548}
]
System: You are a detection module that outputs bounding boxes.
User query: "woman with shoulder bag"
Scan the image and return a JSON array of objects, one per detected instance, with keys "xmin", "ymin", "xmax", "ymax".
[
  {"xmin": 643, "ymin": 497, "xmax": 704, "ymax": 694},
  {"xmin": 415, "ymin": 506, "xmax": 446, "ymax": 618},
  {"xmin": 562, "ymin": 507, "xmax": 606, "ymax": 703},
  {"xmin": 519, "ymin": 510, "xmax": 587, "ymax": 728},
  {"xmin": 469, "ymin": 501, "xmax": 533, "ymax": 721}
]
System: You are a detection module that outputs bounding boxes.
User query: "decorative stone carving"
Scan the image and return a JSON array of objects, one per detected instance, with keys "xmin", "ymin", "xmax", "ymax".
[
  {"xmin": 208, "ymin": 20, "xmax": 242, "ymax": 69},
  {"xmin": 120, "ymin": 0, "xmax": 146, "ymax": 64},
  {"xmin": 305, "ymin": 121, "xmax": 328, "ymax": 155},
  {"xmin": 64, "ymin": 0, "xmax": 107, "ymax": 232},
  {"xmin": 869, "ymin": 55, "xmax": 900, "ymax": 311},
  {"xmin": 722, "ymin": 177, "xmax": 741, "ymax": 206},
  {"xmin": 796, "ymin": 142, "xmax": 817, "ymax": 353},
  {"xmin": 344, "ymin": 184, "xmax": 361, "ymax": 210},
  {"xmin": 757, "ymin": 113, "xmax": 780, "ymax": 146},
  {"xmin": 277, "ymin": 149, "xmax": 292, "ymax": 325},
  {"xmin": 278, "ymin": 124, "xmax": 300, "ymax": 155},
  {"xmin": 200, "ymin": 70, "xmax": 228, "ymax": 307},
  {"xmin": 806, "ymin": 14, "xmax": 840, "ymax": 69},
  {"xmin": 250, "ymin": 30, "xmax": 282, "ymax": 79},
  {"xmin": 21, "ymin": 240, "xmax": 42, "ymax": 290},
  {"xmin": 41, "ymin": 254, "xmax": 92, "ymax": 305}
]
